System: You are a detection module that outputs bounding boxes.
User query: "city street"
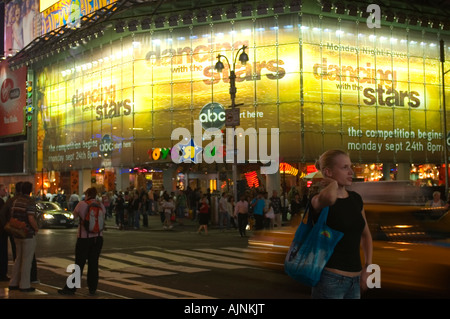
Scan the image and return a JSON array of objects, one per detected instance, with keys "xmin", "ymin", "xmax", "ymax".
[
  {"xmin": 2, "ymin": 214, "xmax": 444, "ymax": 304},
  {"xmin": 1, "ymin": 216, "xmax": 312, "ymax": 301},
  {"xmin": 2, "ymin": 2, "xmax": 450, "ymax": 317}
]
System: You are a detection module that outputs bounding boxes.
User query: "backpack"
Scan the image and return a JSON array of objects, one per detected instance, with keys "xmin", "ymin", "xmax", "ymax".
[{"xmin": 83, "ymin": 200, "xmax": 104, "ymax": 235}]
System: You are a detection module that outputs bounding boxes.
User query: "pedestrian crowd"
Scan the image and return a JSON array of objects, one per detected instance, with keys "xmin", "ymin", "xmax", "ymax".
[{"xmin": 0, "ymin": 178, "xmax": 313, "ymax": 295}]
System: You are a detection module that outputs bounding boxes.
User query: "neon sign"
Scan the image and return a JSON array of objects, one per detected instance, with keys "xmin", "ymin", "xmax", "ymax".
[
  {"xmin": 147, "ymin": 148, "xmax": 171, "ymax": 161},
  {"xmin": 245, "ymin": 171, "xmax": 260, "ymax": 188},
  {"xmin": 279, "ymin": 163, "xmax": 298, "ymax": 176},
  {"xmin": 147, "ymin": 145, "xmax": 225, "ymax": 162}
]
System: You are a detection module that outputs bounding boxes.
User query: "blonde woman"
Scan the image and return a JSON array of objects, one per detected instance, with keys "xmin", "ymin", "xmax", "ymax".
[{"xmin": 309, "ymin": 149, "xmax": 373, "ymax": 299}]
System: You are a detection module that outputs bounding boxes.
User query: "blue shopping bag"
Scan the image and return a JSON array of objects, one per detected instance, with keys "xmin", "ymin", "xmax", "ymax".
[{"xmin": 284, "ymin": 205, "xmax": 343, "ymax": 287}]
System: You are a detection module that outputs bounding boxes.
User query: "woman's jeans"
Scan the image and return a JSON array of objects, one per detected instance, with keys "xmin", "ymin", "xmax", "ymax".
[{"xmin": 311, "ymin": 269, "xmax": 361, "ymax": 299}]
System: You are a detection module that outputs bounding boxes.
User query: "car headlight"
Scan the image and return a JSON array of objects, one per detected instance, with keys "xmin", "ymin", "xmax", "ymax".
[
  {"xmin": 64, "ymin": 213, "xmax": 74, "ymax": 219},
  {"xmin": 43, "ymin": 213, "xmax": 54, "ymax": 220}
]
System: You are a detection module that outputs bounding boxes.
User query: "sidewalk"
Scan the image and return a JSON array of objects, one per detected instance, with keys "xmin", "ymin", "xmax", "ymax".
[
  {"xmin": 103, "ymin": 213, "xmax": 247, "ymax": 233},
  {"xmin": 0, "ymin": 283, "xmax": 121, "ymax": 299},
  {"xmin": 0, "ymin": 214, "xmax": 246, "ymax": 299}
]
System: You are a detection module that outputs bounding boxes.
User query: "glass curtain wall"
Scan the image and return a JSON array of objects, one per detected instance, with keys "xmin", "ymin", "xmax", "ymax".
[{"xmin": 35, "ymin": 12, "xmax": 449, "ymax": 173}]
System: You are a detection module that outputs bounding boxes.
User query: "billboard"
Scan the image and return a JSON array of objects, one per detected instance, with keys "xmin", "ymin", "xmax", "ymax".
[
  {"xmin": 299, "ymin": 15, "xmax": 449, "ymax": 163},
  {"xmin": 41, "ymin": 0, "xmax": 119, "ymax": 34},
  {"xmin": 0, "ymin": 61, "xmax": 26, "ymax": 137},
  {"xmin": 4, "ymin": 0, "xmax": 40, "ymax": 56},
  {"xmin": 35, "ymin": 13, "xmax": 450, "ymax": 171}
]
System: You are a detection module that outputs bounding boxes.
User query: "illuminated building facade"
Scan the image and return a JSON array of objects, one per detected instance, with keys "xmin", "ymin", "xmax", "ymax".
[{"xmin": 1, "ymin": 0, "xmax": 450, "ymax": 196}]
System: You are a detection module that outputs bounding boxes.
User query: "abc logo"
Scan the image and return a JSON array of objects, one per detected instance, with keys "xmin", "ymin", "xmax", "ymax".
[
  {"xmin": 99, "ymin": 134, "xmax": 114, "ymax": 158},
  {"xmin": 199, "ymin": 102, "xmax": 225, "ymax": 130}
]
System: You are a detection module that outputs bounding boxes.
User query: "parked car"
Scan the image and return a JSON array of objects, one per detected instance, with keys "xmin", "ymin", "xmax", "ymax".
[{"xmin": 36, "ymin": 201, "xmax": 76, "ymax": 228}]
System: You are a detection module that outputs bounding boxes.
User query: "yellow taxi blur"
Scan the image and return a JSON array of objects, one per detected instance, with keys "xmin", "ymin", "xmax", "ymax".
[{"xmin": 248, "ymin": 204, "xmax": 450, "ymax": 298}]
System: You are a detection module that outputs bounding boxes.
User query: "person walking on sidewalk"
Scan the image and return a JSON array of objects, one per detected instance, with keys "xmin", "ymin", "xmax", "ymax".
[
  {"xmin": 162, "ymin": 193, "xmax": 175, "ymax": 230},
  {"xmin": 197, "ymin": 196, "xmax": 210, "ymax": 235},
  {"xmin": 114, "ymin": 192, "xmax": 125, "ymax": 230},
  {"xmin": 58, "ymin": 187, "xmax": 106, "ymax": 296},
  {"xmin": 218, "ymin": 192, "xmax": 229, "ymax": 230},
  {"xmin": 234, "ymin": 195, "xmax": 249, "ymax": 237},
  {"xmin": 175, "ymin": 190, "xmax": 187, "ymax": 226}
]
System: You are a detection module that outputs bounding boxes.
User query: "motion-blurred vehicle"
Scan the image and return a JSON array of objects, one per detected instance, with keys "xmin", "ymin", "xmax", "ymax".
[
  {"xmin": 36, "ymin": 201, "xmax": 76, "ymax": 229},
  {"xmin": 248, "ymin": 181, "xmax": 450, "ymax": 298}
]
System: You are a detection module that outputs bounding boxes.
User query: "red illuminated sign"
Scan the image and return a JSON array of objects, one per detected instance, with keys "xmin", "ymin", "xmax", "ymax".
[{"xmin": 0, "ymin": 62, "xmax": 26, "ymax": 137}]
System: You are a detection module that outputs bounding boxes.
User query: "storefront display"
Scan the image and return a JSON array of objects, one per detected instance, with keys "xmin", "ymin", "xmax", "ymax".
[
  {"xmin": 35, "ymin": 12, "xmax": 450, "ymax": 178},
  {"xmin": 1, "ymin": 0, "xmax": 448, "ymax": 194}
]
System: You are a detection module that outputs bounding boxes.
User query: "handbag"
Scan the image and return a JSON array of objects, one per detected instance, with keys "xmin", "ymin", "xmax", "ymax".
[
  {"xmin": 4, "ymin": 217, "xmax": 28, "ymax": 239},
  {"xmin": 265, "ymin": 208, "xmax": 275, "ymax": 219},
  {"xmin": 284, "ymin": 204, "xmax": 343, "ymax": 287}
]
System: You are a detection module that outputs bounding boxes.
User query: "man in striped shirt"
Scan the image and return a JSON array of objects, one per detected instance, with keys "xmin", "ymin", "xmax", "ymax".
[{"xmin": 8, "ymin": 181, "xmax": 39, "ymax": 292}]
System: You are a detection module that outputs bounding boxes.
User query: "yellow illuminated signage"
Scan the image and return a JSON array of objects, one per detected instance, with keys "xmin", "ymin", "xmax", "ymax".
[
  {"xmin": 42, "ymin": 0, "xmax": 118, "ymax": 33},
  {"xmin": 312, "ymin": 58, "xmax": 420, "ymax": 108},
  {"xmin": 37, "ymin": 15, "xmax": 448, "ymax": 170},
  {"xmin": 40, "ymin": 0, "xmax": 59, "ymax": 12},
  {"xmin": 71, "ymin": 84, "xmax": 132, "ymax": 120}
]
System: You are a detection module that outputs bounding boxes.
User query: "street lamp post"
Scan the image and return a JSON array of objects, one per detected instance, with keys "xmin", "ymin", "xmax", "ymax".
[
  {"xmin": 440, "ymin": 40, "xmax": 450, "ymax": 197},
  {"xmin": 214, "ymin": 45, "xmax": 249, "ymax": 202}
]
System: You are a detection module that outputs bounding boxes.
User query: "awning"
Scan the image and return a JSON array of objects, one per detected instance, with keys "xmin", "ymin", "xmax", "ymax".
[{"xmin": 303, "ymin": 171, "xmax": 323, "ymax": 179}]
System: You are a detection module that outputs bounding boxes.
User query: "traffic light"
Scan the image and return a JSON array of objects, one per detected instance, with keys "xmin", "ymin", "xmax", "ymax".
[{"xmin": 25, "ymin": 81, "xmax": 33, "ymax": 126}]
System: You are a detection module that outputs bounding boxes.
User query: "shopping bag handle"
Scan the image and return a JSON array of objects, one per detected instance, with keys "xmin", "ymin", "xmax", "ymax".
[
  {"xmin": 302, "ymin": 202, "xmax": 329, "ymax": 226},
  {"xmin": 316, "ymin": 206, "xmax": 329, "ymax": 226}
]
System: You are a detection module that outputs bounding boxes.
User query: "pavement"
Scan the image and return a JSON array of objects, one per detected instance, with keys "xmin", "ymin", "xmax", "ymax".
[{"xmin": 0, "ymin": 213, "xmax": 265, "ymax": 300}]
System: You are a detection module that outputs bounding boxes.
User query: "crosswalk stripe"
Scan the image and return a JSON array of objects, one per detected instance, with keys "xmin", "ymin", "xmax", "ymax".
[
  {"xmin": 99, "ymin": 257, "xmax": 133, "ymax": 270},
  {"xmin": 223, "ymin": 247, "xmax": 259, "ymax": 254},
  {"xmin": 98, "ymin": 277, "xmax": 214, "ymax": 299},
  {"xmin": 102, "ymin": 252, "xmax": 208, "ymax": 274},
  {"xmin": 35, "ymin": 247, "xmax": 263, "ymax": 299},
  {"xmin": 135, "ymin": 250, "xmax": 244, "ymax": 269},
  {"xmin": 172, "ymin": 249, "xmax": 259, "ymax": 266},
  {"xmin": 38, "ymin": 257, "xmax": 74, "ymax": 270},
  {"xmin": 38, "ymin": 248, "xmax": 260, "ymax": 274},
  {"xmin": 115, "ymin": 266, "xmax": 175, "ymax": 277},
  {"xmin": 195, "ymin": 248, "xmax": 260, "ymax": 260},
  {"xmin": 35, "ymin": 263, "xmax": 212, "ymax": 298}
]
